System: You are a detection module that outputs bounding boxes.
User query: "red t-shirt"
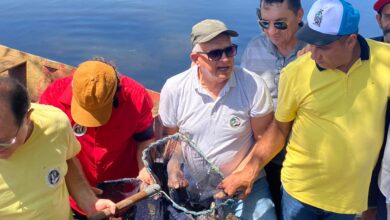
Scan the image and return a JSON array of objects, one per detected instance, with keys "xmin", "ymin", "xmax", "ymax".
[{"xmin": 40, "ymin": 75, "xmax": 154, "ymax": 213}]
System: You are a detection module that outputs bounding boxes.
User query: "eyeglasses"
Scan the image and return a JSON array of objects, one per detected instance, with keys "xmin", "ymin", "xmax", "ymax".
[
  {"xmin": 258, "ymin": 20, "xmax": 288, "ymax": 30},
  {"xmin": 256, "ymin": 8, "xmax": 288, "ymax": 30},
  {"xmin": 0, "ymin": 124, "xmax": 21, "ymax": 148},
  {"xmin": 197, "ymin": 44, "xmax": 238, "ymax": 61}
]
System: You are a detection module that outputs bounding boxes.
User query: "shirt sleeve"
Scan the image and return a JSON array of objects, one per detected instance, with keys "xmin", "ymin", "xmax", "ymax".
[
  {"xmin": 133, "ymin": 88, "xmax": 154, "ymax": 134},
  {"xmin": 275, "ymin": 67, "xmax": 298, "ymax": 122},
  {"xmin": 64, "ymin": 117, "xmax": 81, "ymax": 160},
  {"xmin": 249, "ymin": 73, "xmax": 274, "ymax": 117},
  {"xmin": 240, "ymin": 43, "xmax": 250, "ymax": 70},
  {"xmin": 159, "ymin": 79, "xmax": 178, "ymax": 128}
]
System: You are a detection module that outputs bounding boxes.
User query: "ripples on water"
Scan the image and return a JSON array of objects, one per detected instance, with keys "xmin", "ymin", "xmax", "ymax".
[{"xmin": 0, "ymin": 0, "xmax": 381, "ymax": 91}]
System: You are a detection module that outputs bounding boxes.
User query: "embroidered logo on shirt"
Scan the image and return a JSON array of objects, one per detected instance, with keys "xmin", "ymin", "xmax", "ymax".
[
  {"xmin": 229, "ymin": 116, "xmax": 241, "ymax": 128},
  {"xmin": 313, "ymin": 9, "xmax": 324, "ymax": 27},
  {"xmin": 47, "ymin": 168, "xmax": 61, "ymax": 187},
  {"xmin": 73, "ymin": 123, "xmax": 87, "ymax": 137}
]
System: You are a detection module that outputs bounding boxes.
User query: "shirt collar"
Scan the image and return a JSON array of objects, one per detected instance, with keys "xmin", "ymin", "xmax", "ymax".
[{"xmin": 316, "ymin": 34, "xmax": 370, "ymax": 72}]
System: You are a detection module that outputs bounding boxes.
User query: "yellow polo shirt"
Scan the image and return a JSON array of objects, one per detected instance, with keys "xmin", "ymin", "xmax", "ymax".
[
  {"xmin": 0, "ymin": 104, "xmax": 80, "ymax": 219},
  {"xmin": 276, "ymin": 37, "xmax": 390, "ymax": 214}
]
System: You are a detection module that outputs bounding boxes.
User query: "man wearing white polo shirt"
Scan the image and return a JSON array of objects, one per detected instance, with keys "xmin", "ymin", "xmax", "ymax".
[
  {"xmin": 379, "ymin": 130, "xmax": 390, "ymax": 220},
  {"xmin": 159, "ymin": 19, "xmax": 277, "ymax": 220}
]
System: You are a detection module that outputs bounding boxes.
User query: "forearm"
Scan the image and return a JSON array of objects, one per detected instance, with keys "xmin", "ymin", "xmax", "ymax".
[
  {"xmin": 167, "ymin": 142, "xmax": 183, "ymax": 171},
  {"xmin": 65, "ymin": 158, "xmax": 98, "ymax": 215},
  {"xmin": 244, "ymin": 119, "xmax": 289, "ymax": 181}
]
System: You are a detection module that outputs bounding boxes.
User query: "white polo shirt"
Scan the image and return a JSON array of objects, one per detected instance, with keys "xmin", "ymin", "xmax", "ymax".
[
  {"xmin": 379, "ymin": 128, "xmax": 390, "ymax": 203},
  {"xmin": 159, "ymin": 65, "xmax": 273, "ymax": 176}
]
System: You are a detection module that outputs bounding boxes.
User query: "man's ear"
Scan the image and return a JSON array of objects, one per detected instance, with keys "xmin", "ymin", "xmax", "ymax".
[
  {"xmin": 26, "ymin": 108, "xmax": 34, "ymax": 123},
  {"xmin": 376, "ymin": 14, "xmax": 382, "ymax": 28},
  {"xmin": 345, "ymin": 34, "xmax": 358, "ymax": 49},
  {"xmin": 190, "ymin": 53, "xmax": 199, "ymax": 64},
  {"xmin": 297, "ymin": 8, "xmax": 304, "ymax": 22}
]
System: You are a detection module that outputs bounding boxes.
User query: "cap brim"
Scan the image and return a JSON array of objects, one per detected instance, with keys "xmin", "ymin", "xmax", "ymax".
[
  {"xmin": 71, "ymin": 98, "xmax": 112, "ymax": 127},
  {"xmin": 197, "ymin": 30, "xmax": 239, "ymax": 44},
  {"xmin": 296, "ymin": 24, "xmax": 342, "ymax": 46}
]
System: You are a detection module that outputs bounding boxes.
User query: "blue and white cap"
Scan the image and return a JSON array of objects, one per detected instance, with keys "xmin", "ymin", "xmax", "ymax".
[{"xmin": 296, "ymin": 0, "xmax": 360, "ymax": 46}]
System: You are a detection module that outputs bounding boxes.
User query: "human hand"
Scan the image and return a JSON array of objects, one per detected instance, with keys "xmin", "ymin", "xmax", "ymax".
[
  {"xmin": 297, "ymin": 45, "xmax": 311, "ymax": 57},
  {"xmin": 167, "ymin": 168, "xmax": 189, "ymax": 189},
  {"xmin": 137, "ymin": 167, "xmax": 155, "ymax": 185},
  {"xmin": 216, "ymin": 171, "xmax": 254, "ymax": 200},
  {"xmin": 85, "ymin": 198, "xmax": 117, "ymax": 219}
]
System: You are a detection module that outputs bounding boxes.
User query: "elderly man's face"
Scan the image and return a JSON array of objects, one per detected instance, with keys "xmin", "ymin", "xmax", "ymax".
[
  {"xmin": 0, "ymin": 101, "xmax": 29, "ymax": 159},
  {"xmin": 260, "ymin": 1, "xmax": 303, "ymax": 47},
  {"xmin": 377, "ymin": 4, "xmax": 390, "ymax": 43},
  {"xmin": 192, "ymin": 34, "xmax": 235, "ymax": 84},
  {"xmin": 309, "ymin": 35, "xmax": 357, "ymax": 71}
]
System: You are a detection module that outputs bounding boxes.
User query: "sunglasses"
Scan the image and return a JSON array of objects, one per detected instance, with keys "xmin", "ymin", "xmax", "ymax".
[
  {"xmin": 258, "ymin": 20, "xmax": 288, "ymax": 30},
  {"xmin": 256, "ymin": 8, "xmax": 288, "ymax": 30},
  {"xmin": 0, "ymin": 124, "xmax": 21, "ymax": 148},
  {"xmin": 197, "ymin": 44, "xmax": 238, "ymax": 61}
]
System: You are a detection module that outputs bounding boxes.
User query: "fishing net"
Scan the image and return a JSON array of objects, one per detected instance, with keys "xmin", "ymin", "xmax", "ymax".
[
  {"xmin": 93, "ymin": 132, "xmax": 236, "ymax": 220},
  {"xmin": 142, "ymin": 132, "xmax": 236, "ymax": 218}
]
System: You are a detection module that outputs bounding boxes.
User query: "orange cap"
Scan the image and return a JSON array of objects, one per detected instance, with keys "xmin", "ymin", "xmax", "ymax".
[{"xmin": 71, "ymin": 61, "xmax": 117, "ymax": 127}]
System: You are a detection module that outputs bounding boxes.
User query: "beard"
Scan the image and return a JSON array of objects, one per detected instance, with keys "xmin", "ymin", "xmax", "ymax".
[{"xmin": 384, "ymin": 28, "xmax": 390, "ymax": 35}]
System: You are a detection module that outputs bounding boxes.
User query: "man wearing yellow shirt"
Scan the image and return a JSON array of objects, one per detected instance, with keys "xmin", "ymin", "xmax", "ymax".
[
  {"xmin": 219, "ymin": 0, "xmax": 390, "ymax": 219},
  {"xmin": 0, "ymin": 77, "xmax": 116, "ymax": 219}
]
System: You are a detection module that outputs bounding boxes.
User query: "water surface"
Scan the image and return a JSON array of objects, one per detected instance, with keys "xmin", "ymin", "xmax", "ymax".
[{"xmin": 0, "ymin": 0, "xmax": 381, "ymax": 91}]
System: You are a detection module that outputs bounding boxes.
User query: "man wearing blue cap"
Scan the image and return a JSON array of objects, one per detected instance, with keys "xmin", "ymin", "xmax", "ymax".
[{"xmin": 218, "ymin": 0, "xmax": 390, "ymax": 219}]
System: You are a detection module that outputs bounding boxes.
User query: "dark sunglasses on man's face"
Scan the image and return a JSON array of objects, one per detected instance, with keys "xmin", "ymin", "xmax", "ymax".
[
  {"xmin": 197, "ymin": 44, "xmax": 238, "ymax": 61},
  {"xmin": 256, "ymin": 8, "xmax": 288, "ymax": 30},
  {"xmin": 258, "ymin": 19, "xmax": 288, "ymax": 30}
]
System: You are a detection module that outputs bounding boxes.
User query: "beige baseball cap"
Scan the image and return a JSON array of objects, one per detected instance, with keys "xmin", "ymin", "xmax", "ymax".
[{"xmin": 191, "ymin": 19, "xmax": 238, "ymax": 47}]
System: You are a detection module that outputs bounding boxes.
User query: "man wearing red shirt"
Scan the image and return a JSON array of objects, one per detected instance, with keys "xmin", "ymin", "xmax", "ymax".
[{"xmin": 40, "ymin": 59, "xmax": 155, "ymax": 219}]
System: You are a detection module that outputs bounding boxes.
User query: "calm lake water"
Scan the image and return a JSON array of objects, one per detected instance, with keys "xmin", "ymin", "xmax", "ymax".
[{"xmin": 0, "ymin": 0, "xmax": 382, "ymax": 91}]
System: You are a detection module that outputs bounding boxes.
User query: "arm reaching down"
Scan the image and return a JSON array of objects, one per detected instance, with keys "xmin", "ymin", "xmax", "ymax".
[
  {"xmin": 137, "ymin": 138, "xmax": 156, "ymax": 185},
  {"xmin": 65, "ymin": 157, "xmax": 116, "ymax": 217},
  {"xmin": 219, "ymin": 118, "xmax": 292, "ymax": 199}
]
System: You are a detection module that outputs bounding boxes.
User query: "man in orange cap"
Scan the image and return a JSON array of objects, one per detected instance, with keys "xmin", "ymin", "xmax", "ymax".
[{"xmin": 40, "ymin": 58, "xmax": 155, "ymax": 219}]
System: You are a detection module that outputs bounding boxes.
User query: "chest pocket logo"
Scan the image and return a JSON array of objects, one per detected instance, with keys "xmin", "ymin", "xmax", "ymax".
[
  {"xmin": 229, "ymin": 116, "xmax": 241, "ymax": 128},
  {"xmin": 47, "ymin": 168, "xmax": 61, "ymax": 187},
  {"xmin": 73, "ymin": 123, "xmax": 87, "ymax": 137}
]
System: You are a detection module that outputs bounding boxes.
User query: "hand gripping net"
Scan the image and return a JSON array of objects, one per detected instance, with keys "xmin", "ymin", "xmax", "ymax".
[
  {"xmin": 94, "ymin": 133, "xmax": 236, "ymax": 220},
  {"xmin": 141, "ymin": 132, "xmax": 236, "ymax": 219}
]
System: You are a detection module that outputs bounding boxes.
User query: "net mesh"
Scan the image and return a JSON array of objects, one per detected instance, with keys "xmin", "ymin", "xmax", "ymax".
[
  {"xmin": 142, "ymin": 133, "xmax": 235, "ymax": 217},
  {"xmin": 93, "ymin": 133, "xmax": 236, "ymax": 220}
]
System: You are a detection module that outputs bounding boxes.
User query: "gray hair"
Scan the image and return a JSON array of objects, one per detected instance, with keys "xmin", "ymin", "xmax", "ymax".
[{"xmin": 192, "ymin": 44, "xmax": 202, "ymax": 53}]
